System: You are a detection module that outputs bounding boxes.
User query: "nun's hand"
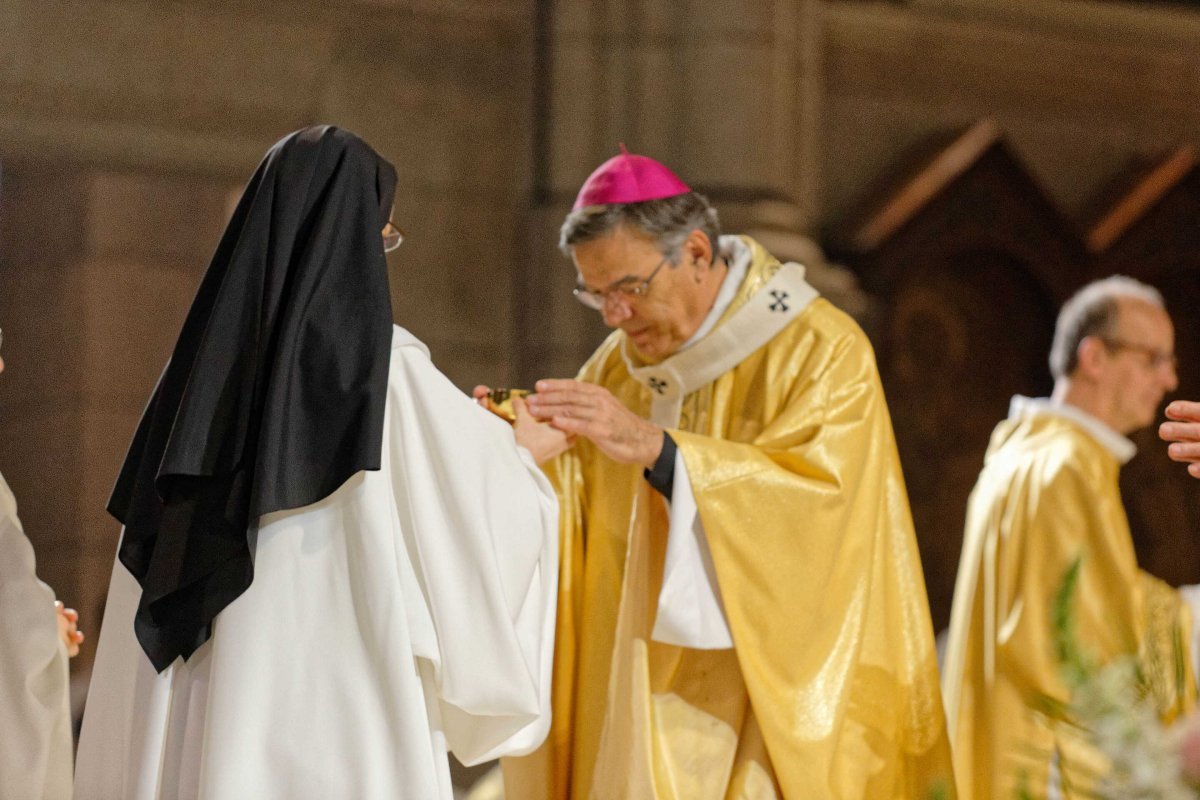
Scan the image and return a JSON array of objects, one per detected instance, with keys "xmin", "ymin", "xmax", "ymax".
[{"xmin": 512, "ymin": 396, "xmax": 574, "ymax": 465}]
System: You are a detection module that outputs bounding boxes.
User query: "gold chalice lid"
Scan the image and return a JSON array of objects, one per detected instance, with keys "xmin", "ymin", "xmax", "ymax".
[{"xmin": 484, "ymin": 388, "xmax": 531, "ymax": 423}]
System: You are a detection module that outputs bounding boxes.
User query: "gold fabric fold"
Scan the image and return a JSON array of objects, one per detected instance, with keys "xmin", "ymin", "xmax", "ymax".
[
  {"xmin": 941, "ymin": 413, "xmax": 1196, "ymax": 800},
  {"xmin": 505, "ymin": 238, "xmax": 954, "ymax": 799}
]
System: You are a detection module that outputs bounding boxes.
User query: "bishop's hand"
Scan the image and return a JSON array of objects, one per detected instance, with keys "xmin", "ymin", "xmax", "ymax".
[{"xmin": 526, "ymin": 379, "xmax": 663, "ymax": 468}]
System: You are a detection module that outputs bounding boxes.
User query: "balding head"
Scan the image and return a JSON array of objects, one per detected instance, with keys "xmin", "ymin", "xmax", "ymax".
[
  {"xmin": 1051, "ymin": 276, "xmax": 1177, "ymax": 434},
  {"xmin": 1049, "ymin": 276, "xmax": 1165, "ymax": 381}
]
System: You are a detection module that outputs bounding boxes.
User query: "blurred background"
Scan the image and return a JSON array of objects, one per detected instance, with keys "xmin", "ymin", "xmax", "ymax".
[{"xmin": 1, "ymin": 0, "xmax": 1199, "ymax": 789}]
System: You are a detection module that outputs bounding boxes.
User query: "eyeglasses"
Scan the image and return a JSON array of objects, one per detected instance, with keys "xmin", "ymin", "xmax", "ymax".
[
  {"xmin": 573, "ymin": 255, "xmax": 669, "ymax": 311},
  {"xmin": 1100, "ymin": 337, "xmax": 1177, "ymax": 370},
  {"xmin": 382, "ymin": 220, "xmax": 405, "ymax": 253}
]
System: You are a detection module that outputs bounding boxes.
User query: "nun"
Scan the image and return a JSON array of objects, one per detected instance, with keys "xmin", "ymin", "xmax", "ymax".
[{"xmin": 75, "ymin": 125, "xmax": 564, "ymax": 800}]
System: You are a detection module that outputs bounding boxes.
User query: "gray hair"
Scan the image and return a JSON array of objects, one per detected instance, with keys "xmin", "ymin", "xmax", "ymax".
[
  {"xmin": 559, "ymin": 192, "xmax": 722, "ymax": 265},
  {"xmin": 1049, "ymin": 275, "xmax": 1165, "ymax": 380}
]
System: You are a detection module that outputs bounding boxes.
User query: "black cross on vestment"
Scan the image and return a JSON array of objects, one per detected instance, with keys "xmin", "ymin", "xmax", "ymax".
[
  {"xmin": 769, "ymin": 290, "xmax": 789, "ymax": 312},
  {"xmin": 648, "ymin": 377, "xmax": 668, "ymax": 395}
]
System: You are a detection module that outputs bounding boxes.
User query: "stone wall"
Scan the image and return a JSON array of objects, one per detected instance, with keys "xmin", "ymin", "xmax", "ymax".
[
  {"xmin": 822, "ymin": 0, "xmax": 1200, "ymax": 227},
  {"xmin": 0, "ymin": 165, "xmax": 234, "ymax": 656},
  {"xmin": 0, "ymin": 0, "xmax": 536, "ymax": 680}
]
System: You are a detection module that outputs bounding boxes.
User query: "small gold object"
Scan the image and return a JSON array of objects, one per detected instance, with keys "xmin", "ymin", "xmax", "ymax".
[{"xmin": 484, "ymin": 388, "xmax": 531, "ymax": 423}]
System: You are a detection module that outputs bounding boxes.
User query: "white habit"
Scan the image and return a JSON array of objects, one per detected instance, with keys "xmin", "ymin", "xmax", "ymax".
[
  {"xmin": 75, "ymin": 326, "xmax": 559, "ymax": 800},
  {"xmin": 0, "ymin": 470, "xmax": 73, "ymax": 800}
]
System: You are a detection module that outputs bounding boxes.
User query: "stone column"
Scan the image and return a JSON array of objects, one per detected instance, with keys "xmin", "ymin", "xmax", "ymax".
[{"xmin": 517, "ymin": 0, "xmax": 827, "ymax": 384}]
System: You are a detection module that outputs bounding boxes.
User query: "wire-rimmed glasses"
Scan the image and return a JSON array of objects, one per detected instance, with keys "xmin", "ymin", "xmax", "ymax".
[
  {"xmin": 1100, "ymin": 336, "xmax": 1177, "ymax": 371},
  {"xmin": 572, "ymin": 255, "xmax": 668, "ymax": 311}
]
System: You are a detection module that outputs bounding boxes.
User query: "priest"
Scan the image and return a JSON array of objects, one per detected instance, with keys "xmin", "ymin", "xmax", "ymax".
[
  {"xmin": 942, "ymin": 276, "xmax": 1195, "ymax": 799},
  {"xmin": 490, "ymin": 152, "xmax": 955, "ymax": 799},
  {"xmin": 74, "ymin": 126, "xmax": 564, "ymax": 800}
]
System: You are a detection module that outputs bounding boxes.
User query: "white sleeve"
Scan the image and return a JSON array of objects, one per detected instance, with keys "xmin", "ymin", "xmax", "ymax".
[
  {"xmin": 385, "ymin": 342, "xmax": 559, "ymax": 765},
  {"xmin": 651, "ymin": 450, "xmax": 734, "ymax": 650},
  {"xmin": 0, "ymin": 487, "xmax": 73, "ymax": 800},
  {"xmin": 1178, "ymin": 584, "xmax": 1200, "ymax": 677}
]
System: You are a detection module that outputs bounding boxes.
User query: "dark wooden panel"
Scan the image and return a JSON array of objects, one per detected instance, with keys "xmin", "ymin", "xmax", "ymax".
[
  {"xmin": 831, "ymin": 122, "xmax": 1092, "ymax": 629},
  {"xmin": 1091, "ymin": 159, "xmax": 1200, "ymax": 587}
]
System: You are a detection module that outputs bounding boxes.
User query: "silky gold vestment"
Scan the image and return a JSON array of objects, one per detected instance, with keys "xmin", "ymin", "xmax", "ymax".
[
  {"xmin": 504, "ymin": 238, "xmax": 955, "ymax": 799},
  {"xmin": 941, "ymin": 410, "xmax": 1195, "ymax": 800}
]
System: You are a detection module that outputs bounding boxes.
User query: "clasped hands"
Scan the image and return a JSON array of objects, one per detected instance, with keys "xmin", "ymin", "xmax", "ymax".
[{"xmin": 473, "ymin": 379, "xmax": 664, "ymax": 468}]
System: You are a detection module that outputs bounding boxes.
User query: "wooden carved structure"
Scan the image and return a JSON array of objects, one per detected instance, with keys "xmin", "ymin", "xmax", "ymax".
[
  {"xmin": 1089, "ymin": 147, "xmax": 1200, "ymax": 587},
  {"xmin": 831, "ymin": 122, "xmax": 1200, "ymax": 629}
]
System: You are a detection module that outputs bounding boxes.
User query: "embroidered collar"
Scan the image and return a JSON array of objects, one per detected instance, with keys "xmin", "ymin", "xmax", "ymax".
[
  {"xmin": 678, "ymin": 235, "xmax": 750, "ymax": 352},
  {"xmin": 619, "ymin": 237, "xmax": 819, "ymax": 427}
]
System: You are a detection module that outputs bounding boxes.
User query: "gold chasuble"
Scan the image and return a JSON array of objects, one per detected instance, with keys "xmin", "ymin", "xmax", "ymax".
[
  {"xmin": 942, "ymin": 400, "xmax": 1196, "ymax": 800},
  {"xmin": 503, "ymin": 237, "xmax": 954, "ymax": 799}
]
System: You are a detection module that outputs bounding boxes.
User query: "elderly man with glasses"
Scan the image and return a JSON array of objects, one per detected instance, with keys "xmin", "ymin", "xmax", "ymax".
[
  {"xmin": 942, "ymin": 276, "xmax": 1197, "ymax": 800},
  {"xmin": 485, "ymin": 152, "xmax": 954, "ymax": 799}
]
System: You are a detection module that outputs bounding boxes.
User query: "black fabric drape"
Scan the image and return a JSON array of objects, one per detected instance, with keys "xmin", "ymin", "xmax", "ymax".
[{"xmin": 109, "ymin": 125, "xmax": 398, "ymax": 671}]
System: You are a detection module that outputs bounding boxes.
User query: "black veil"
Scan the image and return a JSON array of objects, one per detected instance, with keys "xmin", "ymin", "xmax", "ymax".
[{"xmin": 109, "ymin": 125, "xmax": 398, "ymax": 671}]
